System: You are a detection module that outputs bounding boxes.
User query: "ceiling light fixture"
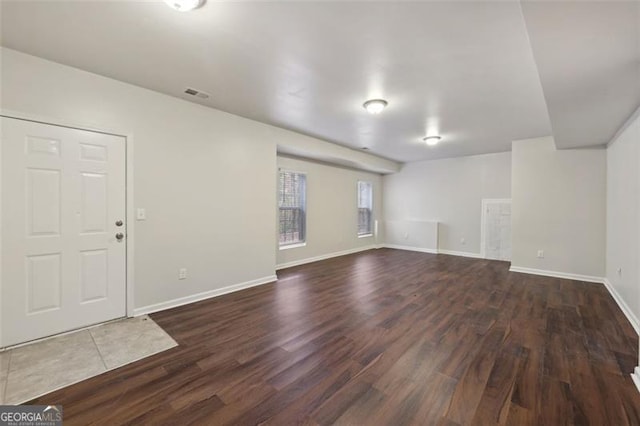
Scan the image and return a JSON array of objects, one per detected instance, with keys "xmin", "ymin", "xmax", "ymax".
[
  {"xmin": 423, "ymin": 136, "xmax": 442, "ymax": 146},
  {"xmin": 164, "ymin": 0, "xmax": 205, "ymax": 12},
  {"xmin": 363, "ymin": 99, "xmax": 388, "ymax": 115}
]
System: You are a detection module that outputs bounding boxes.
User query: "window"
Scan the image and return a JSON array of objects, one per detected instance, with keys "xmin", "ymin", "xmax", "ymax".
[
  {"xmin": 357, "ymin": 181, "xmax": 373, "ymax": 236},
  {"xmin": 279, "ymin": 171, "xmax": 306, "ymax": 246}
]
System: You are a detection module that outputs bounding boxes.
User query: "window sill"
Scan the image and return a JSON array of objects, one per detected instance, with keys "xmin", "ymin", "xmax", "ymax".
[
  {"xmin": 279, "ymin": 242, "xmax": 307, "ymax": 250},
  {"xmin": 358, "ymin": 234, "xmax": 374, "ymax": 239}
]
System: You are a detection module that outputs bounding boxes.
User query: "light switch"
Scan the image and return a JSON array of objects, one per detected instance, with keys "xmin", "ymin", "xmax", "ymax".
[{"xmin": 136, "ymin": 208, "xmax": 146, "ymax": 220}]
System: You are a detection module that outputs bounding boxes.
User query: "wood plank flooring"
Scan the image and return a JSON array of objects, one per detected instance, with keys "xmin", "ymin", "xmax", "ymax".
[{"xmin": 30, "ymin": 249, "xmax": 640, "ymax": 425}]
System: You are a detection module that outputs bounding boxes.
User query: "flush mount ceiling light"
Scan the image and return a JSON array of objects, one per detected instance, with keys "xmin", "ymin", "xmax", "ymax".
[
  {"xmin": 423, "ymin": 136, "xmax": 442, "ymax": 146},
  {"xmin": 363, "ymin": 99, "xmax": 388, "ymax": 115},
  {"xmin": 164, "ymin": 0, "xmax": 205, "ymax": 12}
]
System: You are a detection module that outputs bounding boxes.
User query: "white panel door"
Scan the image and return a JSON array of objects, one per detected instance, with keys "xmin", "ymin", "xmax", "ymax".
[
  {"xmin": 1, "ymin": 117, "xmax": 126, "ymax": 347},
  {"xmin": 483, "ymin": 200, "xmax": 512, "ymax": 261}
]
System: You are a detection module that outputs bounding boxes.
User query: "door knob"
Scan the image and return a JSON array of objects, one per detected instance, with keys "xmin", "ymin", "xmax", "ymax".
[
  {"xmin": 115, "ymin": 220, "xmax": 123, "ymax": 227},
  {"xmin": 115, "ymin": 232, "xmax": 124, "ymax": 241}
]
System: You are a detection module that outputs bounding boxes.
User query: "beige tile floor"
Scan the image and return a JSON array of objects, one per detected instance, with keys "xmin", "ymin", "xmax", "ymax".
[{"xmin": 0, "ymin": 315, "xmax": 177, "ymax": 405}]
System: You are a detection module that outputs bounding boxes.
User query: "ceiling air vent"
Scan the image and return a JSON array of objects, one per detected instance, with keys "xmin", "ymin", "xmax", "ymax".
[{"xmin": 184, "ymin": 87, "xmax": 210, "ymax": 99}]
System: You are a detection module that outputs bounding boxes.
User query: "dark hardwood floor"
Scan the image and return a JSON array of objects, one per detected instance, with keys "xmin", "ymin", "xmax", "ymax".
[{"xmin": 31, "ymin": 248, "xmax": 640, "ymax": 425}]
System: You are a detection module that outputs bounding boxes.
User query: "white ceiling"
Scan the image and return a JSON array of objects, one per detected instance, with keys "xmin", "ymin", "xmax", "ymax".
[
  {"xmin": 521, "ymin": 0, "xmax": 640, "ymax": 150},
  {"xmin": 1, "ymin": 1, "xmax": 638, "ymax": 162}
]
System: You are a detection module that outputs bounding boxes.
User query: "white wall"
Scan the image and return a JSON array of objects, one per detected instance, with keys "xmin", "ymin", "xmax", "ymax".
[
  {"xmin": 511, "ymin": 136, "xmax": 606, "ymax": 279},
  {"xmin": 606, "ymin": 110, "xmax": 640, "ymax": 326},
  {"xmin": 276, "ymin": 156, "xmax": 381, "ymax": 268},
  {"xmin": 0, "ymin": 48, "xmax": 397, "ymax": 312},
  {"xmin": 382, "ymin": 152, "xmax": 512, "ymax": 255},
  {"xmin": 384, "ymin": 220, "xmax": 439, "ymax": 253}
]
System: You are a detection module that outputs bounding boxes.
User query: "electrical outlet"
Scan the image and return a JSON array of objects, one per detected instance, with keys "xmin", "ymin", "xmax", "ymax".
[
  {"xmin": 537, "ymin": 250, "xmax": 544, "ymax": 259},
  {"xmin": 136, "ymin": 208, "xmax": 146, "ymax": 220},
  {"xmin": 178, "ymin": 268, "xmax": 187, "ymax": 280},
  {"xmin": 461, "ymin": 237, "xmax": 466, "ymax": 245}
]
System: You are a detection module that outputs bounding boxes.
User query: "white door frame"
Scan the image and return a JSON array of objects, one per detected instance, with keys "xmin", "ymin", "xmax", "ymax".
[
  {"xmin": 0, "ymin": 110, "xmax": 136, "ymax": 348},
  {"xmin": 480, "ymin": 198, "xmax": 511, "ymax": 260}
]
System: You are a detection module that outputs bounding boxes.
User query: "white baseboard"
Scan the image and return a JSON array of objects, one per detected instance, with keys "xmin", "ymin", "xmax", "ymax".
[
  {"xmin": 381, "ymin": 245, "xmax": 480, "ymax": 258},
  {"xmin": 509, "ymin": 266, "xmax": 604, "ymax": 284},
  {"xmin": 276, "ymin": 245, "xmax": 376, "ymax": 270},
  {"xmin": 382, "ymin": 244, "xmax": 438, "ymax": 254},
  {"xmin": 603, "ymin": 278, "xmax": 640, "ymax": 335},
  {"xmin": 133, "ymin": 275, "xmax": 278, "ymax": 316},
  {"xmin": 276, "ymin": 243, "xmax": 478, "ymax": 271},
  {"xmin": 506, "ymin": 268, "xmax": 640, "ymax": 335},
  {"xmin": 632, "ymin": 367, "xmax": 640, "ymax": 395},
  {"xmin": 437, "ymin": 249, "xmax": 483, "ymax": 259}
]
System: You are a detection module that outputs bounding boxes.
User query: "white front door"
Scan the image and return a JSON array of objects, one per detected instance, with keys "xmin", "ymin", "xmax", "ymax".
[
  {"xmin": 482, "ymin": 199, "xmax": 512, "ymax": 261},
  {"xmin": 1, "ymin": 117, "xmax": 127, "ymax": 347}
]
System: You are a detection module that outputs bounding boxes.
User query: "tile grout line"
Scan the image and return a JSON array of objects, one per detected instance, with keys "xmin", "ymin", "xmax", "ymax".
[
  {"xmin": 1, "ymin": 317, "xmax": 124, "ymax": 353},
  {"xmin": 4, "ymin": 317, "xmax": 176, "ymax": 404},
  {"xmin": 2, "ymin": 351, "xmax": 12, "ymax": 404},
  {"xmin": 88, "ymin": 329, "xmax": 109, "ymax": 372}
]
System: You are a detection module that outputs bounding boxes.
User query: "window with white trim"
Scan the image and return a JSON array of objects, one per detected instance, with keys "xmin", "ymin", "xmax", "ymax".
[
  {"xmin": 279, "ymin": 170, "xmax": 306, "ymax": 246},
  {"xmin": 357, "ymin": 181, "xmax": 373, "ymax": 236}
]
